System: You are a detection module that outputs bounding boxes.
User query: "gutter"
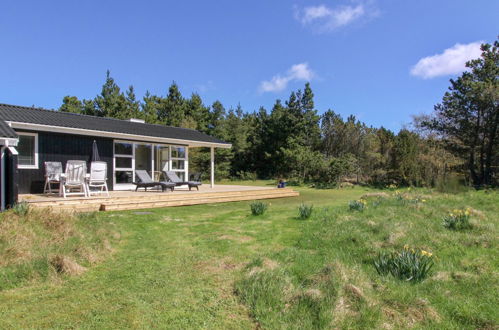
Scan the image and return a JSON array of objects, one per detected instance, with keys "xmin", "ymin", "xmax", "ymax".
[{"xmin": 7, "ymin": 122, "xmax": 232, "ymax": 149}]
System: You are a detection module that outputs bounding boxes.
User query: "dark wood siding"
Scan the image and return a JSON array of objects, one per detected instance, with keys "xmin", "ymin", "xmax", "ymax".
[
  {"xmin": 5, "ymin": 148, "xmax": 19, "ymax": 207},
  {"xmin": 16, "ymin": 131, "xmax": 114, "ymax": 194}
]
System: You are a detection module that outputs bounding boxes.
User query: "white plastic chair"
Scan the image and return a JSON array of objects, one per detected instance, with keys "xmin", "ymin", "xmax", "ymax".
[
  {"xmin": 87, "ymin": 161, "xmax": 109, "ymax": 196},
  {"xmin": 61, "ymin": 160, "xmax": 88, "ymax": 198},
  {"xmin": 43, "ymin": 161, "xmax": 62, "ymax": 194}
]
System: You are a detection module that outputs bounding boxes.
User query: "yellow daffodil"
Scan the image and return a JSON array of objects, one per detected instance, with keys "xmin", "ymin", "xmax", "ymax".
[{"xmin": 421, "ymin": 250, "xmax": 433, "ymax": 257}]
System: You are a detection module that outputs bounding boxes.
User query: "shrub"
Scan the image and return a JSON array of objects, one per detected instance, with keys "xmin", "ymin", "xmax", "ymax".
[
  {"xmin": 250, "ymin": 201, "xmax": 268, "ymax": 216},
  {"xmin": 374, "ymin": 245, "xmax": 434, "ymax": 282},
  {"xmin": 298, "ymin": 203, "xmax": 313, "ymax": 219},
  {"xmin": 236, "ymin": 171, "xmax": 258, "ymax": 181},
  {"xmin": 349, "ymin": 199, "xmax": 367, "ymax": 211},
  {"xmin": 443, "ymin": 208, "xmax": 472, "ymax": 230},
  {"xmin": 11, "ymin": 202, "xmax": 30, "ymax": 216}
]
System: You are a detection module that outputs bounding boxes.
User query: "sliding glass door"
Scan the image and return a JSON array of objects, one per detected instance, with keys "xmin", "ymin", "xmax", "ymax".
[
  {"xmin": 113, "ymin": 141, "xmax": 188, "ymax": 190},
  {"xmin": 154, "ymin": 146, "xmax": 169, "ymax": 181},
  {"xmin": 135, "ymin": 144, "xmax": 152, "ymax": 173}
]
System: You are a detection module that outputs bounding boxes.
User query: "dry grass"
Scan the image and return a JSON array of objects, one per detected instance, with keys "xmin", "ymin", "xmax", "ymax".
[
  {"xmin": 0, "ymin": 207, "xmax": 119, "ymax": 290},
  {"xmin": 50, "ymin": 255, "xmax": 87, "ymax": 276}
]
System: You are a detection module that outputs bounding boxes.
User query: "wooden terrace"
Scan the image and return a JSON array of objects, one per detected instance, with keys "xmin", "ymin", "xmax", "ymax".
[{"xmin": 20, "ymin": 185, "xmax": 299, "ymax": 212}]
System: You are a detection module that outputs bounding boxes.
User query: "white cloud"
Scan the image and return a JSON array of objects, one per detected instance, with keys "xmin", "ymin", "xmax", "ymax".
[
  {"xmin": 410, "ymin": 41, "xmax": 483, "ymax": 79},
  {"xmin": 259, "ymin": 63, "xmax": 314, "ymax": 93},
  {"xmin": 195, "ymin": 80, "xmax": 215, "ymax": 93},
  {"xmin": 295, "ymin": 3, "xmax": 370, "ymax": 32}
]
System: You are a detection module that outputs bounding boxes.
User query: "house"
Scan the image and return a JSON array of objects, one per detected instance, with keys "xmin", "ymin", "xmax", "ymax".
[{"xmin": 0, "ymin": 103, "xmax": 231, "ymax": 209}]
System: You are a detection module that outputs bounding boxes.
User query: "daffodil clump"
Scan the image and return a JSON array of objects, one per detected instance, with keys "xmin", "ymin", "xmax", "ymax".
[
  {"xmin": 443, "ymin": 208, "xmax": 472, "ymax": 230},
  {"xmin": 349, "ymin": 199, "xmax": 367, "ymax": 211},
  {"xmin": 374, "ymin": 245, "xmax": 435, "ymax": 282}
]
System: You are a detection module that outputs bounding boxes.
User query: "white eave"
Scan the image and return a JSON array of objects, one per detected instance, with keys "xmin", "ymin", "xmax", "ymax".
[
  {"xmin": 7, "ymin": 122, "xmax": 231, "ymax": 149},
  {"xmin": 0, "ymin": 138, "xmax": 18, "ymax": 146}
]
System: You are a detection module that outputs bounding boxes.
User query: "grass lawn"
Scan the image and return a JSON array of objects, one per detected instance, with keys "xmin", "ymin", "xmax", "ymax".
[{"xmin": 0, "ymin": 184, "xmax": 497, "ymax": 329}]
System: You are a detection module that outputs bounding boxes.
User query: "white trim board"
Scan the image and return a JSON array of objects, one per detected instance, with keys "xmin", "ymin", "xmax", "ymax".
[
  {"xmin": 8, "ymin": 122, "xmax": 232, "ymax": 149},
  {"xmin": 0, "ymin": 138, "xmax": 18, "ymax": 146}
]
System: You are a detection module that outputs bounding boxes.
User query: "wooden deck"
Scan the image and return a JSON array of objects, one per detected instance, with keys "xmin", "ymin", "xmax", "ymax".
[{"xmin": 19, "ymin": 185, "xmax": 299, "ymax": 212}]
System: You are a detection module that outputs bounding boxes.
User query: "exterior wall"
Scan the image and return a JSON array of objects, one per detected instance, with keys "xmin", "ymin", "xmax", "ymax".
[{"xmin": 16, "ymin": 130, "xmax": 114, "ymax": 194}]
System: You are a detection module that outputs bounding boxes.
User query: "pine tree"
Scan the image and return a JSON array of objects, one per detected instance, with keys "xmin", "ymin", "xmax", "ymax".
[
  {"xmin": 141, "ymin": 91, "xmax": 161, "ymax": 124},
  {"xmin": 94, "ymin": 70, "xmax": 127, "ymax": 118},
  {"xmin": 425, "ymin": 38, "xmax": 499, "ymax": 186},
  {"xmin": 125, "ymin": 85, "xmax": 141, "ymax": 119},
  {"xmin": 158, "ymin": 82, "xmax": 186, "ymax": 126},
  {"xmin": 60, "ymin": 96, "xmax": 83, "ymax": 114}
]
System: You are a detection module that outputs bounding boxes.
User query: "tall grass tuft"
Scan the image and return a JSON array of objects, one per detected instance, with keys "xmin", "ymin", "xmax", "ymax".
[
  {"xmin": 0, "ymin": 208, "xmax": 119, "ymax": 291},
  {"xmin": 374, "ymin": 245, "xmax": 434, "ymax": 282},
  {"xmin": 298, "ymin": 203, "xmax": 313, "ymax": 219},
  {"xmin": 11, "ymin": 201, "xmax": 30, "ymax": 216},
  {"xmin": 250, "ymin": 201, "xmax": 268, "ymax": 216}
]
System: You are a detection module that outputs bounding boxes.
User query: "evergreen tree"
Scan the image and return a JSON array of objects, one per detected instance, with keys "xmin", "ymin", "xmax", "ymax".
[
  {"xmin": 60, "ymin": 96, "xmax": 83, "ymax": 114},
  {"xmin": 424, "ymin": 38, "xmax": 499, "ymax": 186},
  {"xmin": 185, "ymin": 93, "xmax": 210, "ymax": 131},
  {"xmin": 141, "ymin": 91, "xmax": 161, "ymax": 124},
  {"xmin": 158, "ymin": 82, "xmax": 186, "ymax": 126},
  {"xmin": 125, "ymin": 85, "xmax": 141, "ymax": 119},
  {"xmin": 94, "ymin": 70, "xmax": 128, "ymax": 118}
]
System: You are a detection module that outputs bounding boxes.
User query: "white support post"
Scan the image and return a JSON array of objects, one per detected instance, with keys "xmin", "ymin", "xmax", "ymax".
[{"xmin": 210, "ymin": 147, "xmax": 215, "ymax": 188}]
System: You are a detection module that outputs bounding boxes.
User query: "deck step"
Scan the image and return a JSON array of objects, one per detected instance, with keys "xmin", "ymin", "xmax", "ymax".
[
  {"xmin": 101, "ymin": 191, "xmax": 299, "ymax": 211},
  {"xmin": 27, "ymin": 188, "xmax": 296, "ymax": 206},
  {"xmin": 25, "ymin": 188, "xmax": 300, "ymax": 212}
]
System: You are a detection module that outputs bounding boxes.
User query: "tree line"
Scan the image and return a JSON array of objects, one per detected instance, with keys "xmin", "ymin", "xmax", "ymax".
[{"xmin": 59, "ymin": 38, "xmax": 498, "ymax": 188}]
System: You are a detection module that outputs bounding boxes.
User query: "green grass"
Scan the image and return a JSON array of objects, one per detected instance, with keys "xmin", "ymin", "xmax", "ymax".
[{"xmin": 0, "ymin": 185, "xmax": 497, "ymax": 329}]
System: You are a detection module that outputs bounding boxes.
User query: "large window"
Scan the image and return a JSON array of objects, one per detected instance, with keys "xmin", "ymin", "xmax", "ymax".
[
  {"xmin": 17, "ymin": 133, "xmax": 38, "ymax": 169},
  {"xmin": 113, "ymin": 141, "xmax": 189, "ymax": 188}
]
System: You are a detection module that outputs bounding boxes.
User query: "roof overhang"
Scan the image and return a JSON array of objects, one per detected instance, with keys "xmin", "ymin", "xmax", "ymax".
[{"xmin": 7, "ymin": 122, "xmax": 232, "ymax": 148}]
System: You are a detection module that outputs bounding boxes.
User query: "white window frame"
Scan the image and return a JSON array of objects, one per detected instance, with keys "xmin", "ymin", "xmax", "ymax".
[
  {"xmin": 113, "ymin": 140, "xmax": 189, "ymax": 190},
  {"xmin": 170, "ymin": 145, "xmax": 188, "ymax": 181},
  {"xmin": 17, "ymin": 132, "xmax": 39, "ymax": 169},
  {"xmin": 113, "ymin": 141, "xmax": 135, "ymax": 188}
]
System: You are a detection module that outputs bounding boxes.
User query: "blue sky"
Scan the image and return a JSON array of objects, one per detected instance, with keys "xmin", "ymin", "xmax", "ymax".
[{"xmin": 1, "ymin": 0, "xmax": 497, "ymax": 131}]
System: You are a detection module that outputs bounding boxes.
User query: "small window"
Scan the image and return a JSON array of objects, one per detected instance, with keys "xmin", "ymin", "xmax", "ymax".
[
  {"xmin": 114, "ymin": 142, "xmax": 133, "ymax": 155},
  {"xmin": 17, "ymin": 133, "xmax": 38, "ymax": 169},
  {"xmin": 171, "ymin": 159, "xmax": 185, "ymax": 170}
]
